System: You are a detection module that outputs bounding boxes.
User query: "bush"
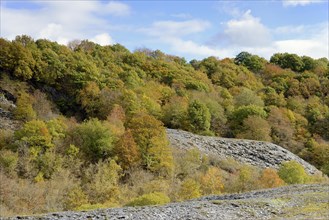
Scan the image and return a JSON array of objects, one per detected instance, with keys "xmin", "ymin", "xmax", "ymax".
[
  {"xmin": 0, "ymin": 150, "xmax": 18, "ymax": 177},
  {"xmin": 258, "ymin": 168, "xmax": 284, "ymax": 188},
  {"xmin": 126, "ymin": 192, "xmax": 170, "ymax": 207},
  {"xmin": 278, "ymin": 161, "xmax": 309, "ymax": 184},
  {"xmin": 200, "ymin": 166, "xmax": 224, "ymax": 195},
  {"xmin": 13, "ymin": 92, "xmax": 36, "ymax": 121},
  {"xmin": 178, "ymin": 179, "xmax": 201, "ymax": 201}
]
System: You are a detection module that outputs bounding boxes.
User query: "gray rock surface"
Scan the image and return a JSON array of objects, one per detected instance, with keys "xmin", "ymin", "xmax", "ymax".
[
  {"xmin": 166, "ymin": 129, "xmax": 319, "ymax": 174},
  {"xmin": 6, "ymin": 184, "xmax": 329, "ymax": 220}
]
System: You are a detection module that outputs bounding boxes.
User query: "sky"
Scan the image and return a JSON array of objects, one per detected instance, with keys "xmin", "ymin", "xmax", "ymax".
[{"xmin": 1, "ymin": 0, "xmax": 328, "ymax": 61}]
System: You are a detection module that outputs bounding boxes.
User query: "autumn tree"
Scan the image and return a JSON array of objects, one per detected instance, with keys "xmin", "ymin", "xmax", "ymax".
[
  {"xmin": 200, "ymin": 166, "xmax": 224, "ymax": 195},
  {"xmin": 114, "ymin": 130, "xmax": 141, "ymax": 171},
  {"xmin": 128, "ymin": 113, "xmax": 174, "ymax": 176},
  {"xmin": 236, "ymin": 115, "xmax": 272, "ymax": 141}
]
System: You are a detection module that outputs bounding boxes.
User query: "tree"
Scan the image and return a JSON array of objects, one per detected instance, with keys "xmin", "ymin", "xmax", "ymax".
[
  {"xmin": 72, "ymin": 118, "xmax": 114, "ymax": 163},
  {"xmin": 187, "ymin": 100, "xmax": 211, "ymax": 134},
  {"xmin": 200, "ymin": 166, "xmax": 224, "ymax": 195},
  {"xmin": 234, "ymin": 88, "xmax": 264, "ymax": 107},
  {"xmin": 128, "ymin": 113, "xmax": 174, "ymax": 176},
  {"xmin": 114, "ymin": 130, "xmax": 141, "ymax": 171},
  {"xmin": 15, "ymin": 120, "xmax": 52, "ymax": 149},
  {"xmin": 234, "ymin": 51, "xmax": 266, "ymax": 72},
  {"xmin": 278, "ymin": 161, "xmax": 308, "ymax": 184},
  {"xmin": 78, "ymin": 82, "xmax": 101, "ymax": 118},
  {"xmin": 236, "ymin": 115, "xmax": 272, "ymax": 141},
  {"xmin": 270, "ymin": 53, "xmax": 304, "ymax": 72},
  {"xmin": 230, "ymin": 105, "xmax": 267, "ymax": 135}
]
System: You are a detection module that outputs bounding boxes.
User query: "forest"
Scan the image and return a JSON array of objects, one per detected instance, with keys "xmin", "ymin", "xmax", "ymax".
[{"xmin": 0, "ymin": 35, "xmax": 328, "ymax": 216}]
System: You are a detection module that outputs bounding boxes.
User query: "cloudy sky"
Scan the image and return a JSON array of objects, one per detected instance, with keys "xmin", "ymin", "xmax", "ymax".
[{"xmin": 1, "ymin": 0, "xmax": 328, "ymax": 61}]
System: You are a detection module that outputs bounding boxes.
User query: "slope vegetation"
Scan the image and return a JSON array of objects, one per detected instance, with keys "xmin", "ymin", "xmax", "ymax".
[{"xmin": 7, "ymin": 184, "xmax": 329, "ymax": 220}]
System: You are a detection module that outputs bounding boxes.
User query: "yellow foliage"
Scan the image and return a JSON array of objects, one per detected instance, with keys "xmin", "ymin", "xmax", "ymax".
[
  {"xmin": 178, "ymin": 179, "xmax": 201, "ymax": 201},
  {"xmin": 200, "ymin": 166, "xmax": 224, "ymax": 195}
]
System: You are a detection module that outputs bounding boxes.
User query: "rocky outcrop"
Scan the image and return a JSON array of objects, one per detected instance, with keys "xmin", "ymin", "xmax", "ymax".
[
  {"xmin": 7, "ymin": 184, "xmax": 329, "ymax": 220},
  {"xmin": 0, "ymin": 92, "xmax": 20, "ymax": 130},
  {"xmin": 166, "ymin": 129, "xmax": 319, "ymax": 174}
]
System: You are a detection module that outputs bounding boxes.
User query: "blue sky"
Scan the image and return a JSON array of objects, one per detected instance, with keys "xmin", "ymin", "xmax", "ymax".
[{"xmin": 1, "ymin": 0, "xmax": 328, "ymax": 61}]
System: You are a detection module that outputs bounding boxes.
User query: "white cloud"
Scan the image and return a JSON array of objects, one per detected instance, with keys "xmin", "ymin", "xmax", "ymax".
[
  {"xmin": 163, "ymin": 37, "xmax": 223, "ymax": 58},
  {"xmin": 104, "ymin": 1, "xmax": 131, "ymax": 16},
  {"xmin": 273, "ymin": 23, "xmax": 328, "ymax": 58},
  {"xmin": 282, "ymin": 0, "xmax": 322, "ymax": 7},
  {"xmin": 0, "ymin": 1, "xmax": 129, "ymax": 44},
  {"xmin": 91, "ymin": 33, "xmax": 114, "ymax": 45},
  {"xmin": 141, "ymin": 19, "xmax": 210, "ymax": 37},
  {"xmin": 208, "ymin": 10, "xmax": 328, "ymax": 59},
  {"xmin": 224, "ymin": 10, "xmax": 271, "ymax": 47}
]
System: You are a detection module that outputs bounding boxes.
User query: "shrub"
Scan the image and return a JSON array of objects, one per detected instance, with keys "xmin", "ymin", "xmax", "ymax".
[
  {"xmin": 200, "ymin": 166, "xmax": 224, "ymax": 195},
  {"xmin": 0, "ymin": 150, "xmax": 18, "ymax": 177},
  {"xmin": 64, "ymin": 187, "xmax": 88, "ymax": 210},
  {"xmin": 278, "ymin": 161, "xmax": 309, "ymax": 184},
  {"xmin": 258, "ymin": 168, "xmax": 284, "ymax": 188},
  {"xmin": 178, "ymin": 179, "xmax": 201, "ymax": 201},
  {"xmin": 13, "ymin": 92, "xmax": 36, "ymax": 121},
  {"xmin": 72, "ymin": 118, "xmax": 114, "ymax": 163},
  {"xmin": 126, "ymin": 192, "xmax": 170, "ymax": 207}
]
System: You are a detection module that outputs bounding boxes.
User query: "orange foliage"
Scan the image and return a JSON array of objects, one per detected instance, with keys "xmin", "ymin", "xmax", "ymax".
[{"xmin": 258, "ymin": 168, "xmax": 284, "ymax": 189}]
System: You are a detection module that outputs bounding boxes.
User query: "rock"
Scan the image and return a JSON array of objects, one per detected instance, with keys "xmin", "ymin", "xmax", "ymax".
[{"xmin": 166, "ymin": 129, "xmax": 319, "ymax": 174}]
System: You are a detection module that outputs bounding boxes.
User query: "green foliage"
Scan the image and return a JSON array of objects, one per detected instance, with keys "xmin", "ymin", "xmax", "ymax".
[
  {"xmin": 14, "ymin": 92, "xmax": 36, "ymax": 121},
  {"xmin": 126, "ymin": 192, "xmax": 170, "ymax": 207},
  {"xmin": 72, "ymin": 118, "xmax": 114, "ymax": 163},
  {"xmin": 235, "ymin": 51, "xmax": 266, "ymax": 72},
  {"xmin": 15, "ymin": 120, "xmax": 53, "ymax": 149},
  {"xmin": 270, "ymin": 53, "xmax": 304, "ymax": 72},
  {"xmin": 234, "ymin": 88, "xmax": 264, "ymax": 107},
  {"xmin": 187, "ymin": 100, "xmax": 211, "ymax": 133},
  {"xmin": 278, "ymin": 161, "xmax": 309, "ymax": 184}
]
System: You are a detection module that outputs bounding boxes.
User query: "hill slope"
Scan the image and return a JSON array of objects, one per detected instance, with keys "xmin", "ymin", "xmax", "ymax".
[
  {"xmin": 7, "ymin": 184, "xmax": 329, "ymax": 220},
  {"xmin": 167, "ymin": 129, "xmax": 320, "ymax": 174}
]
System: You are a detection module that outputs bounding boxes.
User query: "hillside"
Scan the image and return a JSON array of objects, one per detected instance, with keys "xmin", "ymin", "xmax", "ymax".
[
  {"xmin": 0, "ymin": 36, "xmax": 328, "ymax": 217},
  {"xmin": 6, "ymin": 184, "xmax": 329, "ymax": 220}
]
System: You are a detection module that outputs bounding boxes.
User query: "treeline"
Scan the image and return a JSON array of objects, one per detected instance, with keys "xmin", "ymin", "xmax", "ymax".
[{"xmin": 0, "ymin": 35, "xmax": 328, "ymax": 216}]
